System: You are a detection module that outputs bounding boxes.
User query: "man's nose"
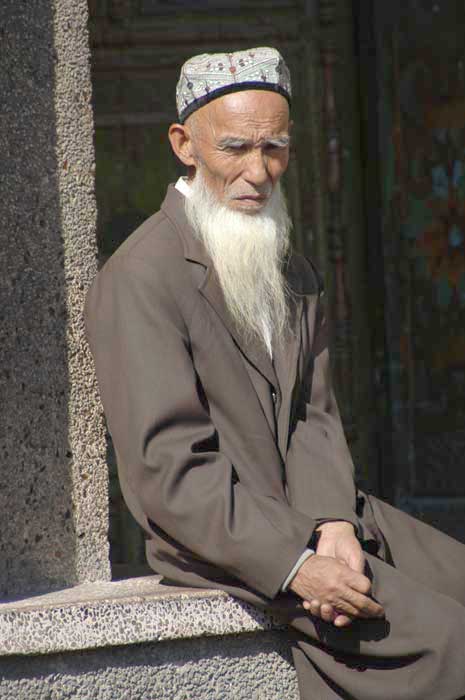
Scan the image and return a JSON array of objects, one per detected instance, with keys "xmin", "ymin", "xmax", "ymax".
[{"xmin": 243, "ymin": 149, "xmax": 270, "ymax": 188}]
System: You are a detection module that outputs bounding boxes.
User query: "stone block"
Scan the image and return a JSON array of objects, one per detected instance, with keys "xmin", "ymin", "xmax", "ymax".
[
  {"xmin": 0, "ymin": 633, "xmax": 298, "ymax": 700},
  {"xmin": 0, "ymin": 578, "xmax": 299, "ymax": 700}
]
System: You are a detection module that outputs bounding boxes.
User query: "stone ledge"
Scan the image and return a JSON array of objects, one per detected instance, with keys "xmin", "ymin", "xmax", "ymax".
[{"xmin": 0, "ymin": 576, "xmax": 280, "ymax": 657}]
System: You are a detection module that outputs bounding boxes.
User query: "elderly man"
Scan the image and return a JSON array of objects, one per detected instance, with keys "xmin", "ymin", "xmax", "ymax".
[{"xmin": 85, "ymin": 48, "xmax": 465, "ymax": 699}]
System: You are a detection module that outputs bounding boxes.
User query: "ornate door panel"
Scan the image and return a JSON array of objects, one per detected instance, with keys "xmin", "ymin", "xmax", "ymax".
[
  {"xmin": 88, "ymin": 0, "xmax": 376, "ymax": 573},
  {"xmin": 358, "ymin": 0, "xmax": 465, "ymax": 541}
]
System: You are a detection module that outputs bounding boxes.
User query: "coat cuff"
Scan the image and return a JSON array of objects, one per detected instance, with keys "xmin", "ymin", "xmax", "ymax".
[{"xmin": 280, "ymin": 548, "xmax": 315, "ymax": 592}]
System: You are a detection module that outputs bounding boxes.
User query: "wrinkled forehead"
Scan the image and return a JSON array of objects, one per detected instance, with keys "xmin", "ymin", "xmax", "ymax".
[{"xmin": 189, "ymin": 90, "xmax": 291, "ymax": 140}]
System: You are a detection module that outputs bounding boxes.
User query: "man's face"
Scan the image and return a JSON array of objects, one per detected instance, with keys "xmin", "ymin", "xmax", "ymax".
[{"xmin": 187, "ymin": 90, "xmax": 291, "ymax": 214}]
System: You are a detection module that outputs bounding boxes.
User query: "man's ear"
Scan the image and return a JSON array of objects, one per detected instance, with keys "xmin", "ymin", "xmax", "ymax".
[{"xmin": 168, "ymin": 123, "xmax": 196, "ymax": 167}]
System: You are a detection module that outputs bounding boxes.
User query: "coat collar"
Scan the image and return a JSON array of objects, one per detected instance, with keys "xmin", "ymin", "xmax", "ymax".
[
  {"xmin": 161, "ymin": 184, "xmax": 209, "ymax": 266},
  {"xmin": 160, "ymin": 184, "xmax": 308, "ymax": 391}
]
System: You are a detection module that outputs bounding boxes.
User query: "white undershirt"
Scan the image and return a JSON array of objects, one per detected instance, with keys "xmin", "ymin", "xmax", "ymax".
[{"xmin": 175, "ymin": 176, "xmax": 192, "ymax": 198}]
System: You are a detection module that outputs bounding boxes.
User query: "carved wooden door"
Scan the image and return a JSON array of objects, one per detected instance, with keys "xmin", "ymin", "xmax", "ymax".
[
  {"xmin": 88, "ymin": 0, "xmax": 377, "ymax": 575},
  {"xmin": 357, "ymin": 0, "xmax": 465, "ymax": 542}
]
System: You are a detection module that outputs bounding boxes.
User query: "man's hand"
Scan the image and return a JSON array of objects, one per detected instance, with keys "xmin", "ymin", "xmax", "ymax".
[
  {"xmin": 289, "ymin": 553, "xmax": 384, "ymax": 628},
  {"xmin": 289, "ymin": 521, "xmax": 384, "ymax": 628},
  {"xmin": 309, "ymin": 521, "xmax": 366, "ymax": 626},
  {"xmin": 316, "ymin": 521, "xmax": 365, "ymax": 572}
]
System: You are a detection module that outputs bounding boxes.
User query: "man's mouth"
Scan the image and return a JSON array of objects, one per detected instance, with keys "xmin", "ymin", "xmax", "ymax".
[{"xmin": 234, "ymin": 194, "xmax": 268, "ymax": 202}]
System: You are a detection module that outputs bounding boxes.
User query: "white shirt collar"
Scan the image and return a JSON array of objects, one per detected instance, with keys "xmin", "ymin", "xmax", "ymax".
[{"xmin": 175, "ymin": 176, "xmax": 192, "ymax": 199}]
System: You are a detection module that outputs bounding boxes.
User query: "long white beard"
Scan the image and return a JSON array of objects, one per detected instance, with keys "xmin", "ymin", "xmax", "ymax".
[{"xmin": 184, "ymin": 171, "xmax": 293, "ymax": 356}]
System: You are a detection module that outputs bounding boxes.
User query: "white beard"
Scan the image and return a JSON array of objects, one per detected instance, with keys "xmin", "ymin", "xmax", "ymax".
[{"xmin": 184, "ymin": 171, "xmax": 293, "ymax": 356}]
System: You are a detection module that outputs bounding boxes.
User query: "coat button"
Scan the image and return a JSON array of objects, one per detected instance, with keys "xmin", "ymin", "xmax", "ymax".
[{"xmin": 271, "ymin": 389, "xmax": 277, "ymax": 404}]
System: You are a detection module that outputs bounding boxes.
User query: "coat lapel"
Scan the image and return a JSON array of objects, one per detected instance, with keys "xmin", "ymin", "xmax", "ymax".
[
  {"xmin": 199, "ymin": 266, "xmax": 279, "ymax": 389},
  {"xmin": 273, "ymin": 257, "xmax": 305, "ymax": 459}
]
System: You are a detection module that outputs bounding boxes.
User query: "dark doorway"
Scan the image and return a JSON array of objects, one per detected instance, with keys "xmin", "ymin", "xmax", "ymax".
[{"xmin": 356, "ymin": 0, "xmax": 465, "ymax": 541}]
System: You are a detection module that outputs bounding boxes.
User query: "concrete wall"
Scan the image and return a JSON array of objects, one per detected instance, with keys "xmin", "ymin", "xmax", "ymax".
[
  {"xmin": 0, "ymin": 632, "xmax": 299, "ymax": 700},
  {"xmin": 0, "ymin": 0, "xmax": 110, "ymax": 598}
]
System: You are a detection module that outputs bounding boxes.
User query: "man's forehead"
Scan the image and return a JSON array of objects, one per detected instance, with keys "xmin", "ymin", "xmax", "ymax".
[
  {"xmin": 197, "ymin": 90, "xmax": 290, "ymax": 136},
  {"xmin": 214, "ymin": 89, "xmax": 289, "ymax": 115}
]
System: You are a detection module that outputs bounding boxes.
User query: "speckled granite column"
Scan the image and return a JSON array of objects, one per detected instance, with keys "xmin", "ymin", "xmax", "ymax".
[{"xmin": 0, "ymin": 0, "xmax": 110, "ymax": 597}]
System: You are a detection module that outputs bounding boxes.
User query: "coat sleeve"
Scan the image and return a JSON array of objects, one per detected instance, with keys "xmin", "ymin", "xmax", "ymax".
[
  {"xmin": 284, "ymin": 276, "xmax": 360, "ymax": 534},
  {"xmin": 85, "ymin": 253, "xmax": 315, "ymax": 599}
]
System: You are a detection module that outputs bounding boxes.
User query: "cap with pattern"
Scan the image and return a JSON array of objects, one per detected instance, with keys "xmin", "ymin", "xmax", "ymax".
[{"xmin": 176, "ymin": 47, "xmax": 292, "ymax": 123}]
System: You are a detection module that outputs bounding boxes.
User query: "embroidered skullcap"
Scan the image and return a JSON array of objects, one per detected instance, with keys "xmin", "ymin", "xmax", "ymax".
[{"xmin": 176, "ymin": 47, "xmax": 292, "ymax": 123}]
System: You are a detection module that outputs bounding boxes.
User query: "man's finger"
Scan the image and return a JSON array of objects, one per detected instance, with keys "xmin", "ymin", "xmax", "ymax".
[
  {"xmin": 317, "ymin": 580, "xmax": 384, "ymax": 619},
  {"xmin": 334, "ymin": 613, "xmax": 353, "ymax": 627},
  {"xmin": 320, "ymin": 603, "xmax": 336, "ymax": 623},
  {"xmin": 346, "ymin": 571, "xmax": 372, "ymax": 596},
  {"xmin": 326, "ymin": 595, "xmax": 361, "ymax": 619},
  {"xmin": 309, "ymin": 599, "xmax": 321, "ymax": 617},
  {"xmin": 343, "ymin": 586, "xmax": 384, "ymax": 618},
  {"xmin": 304, "ymin": 599, "xmax": 342, "ymax": 626}
]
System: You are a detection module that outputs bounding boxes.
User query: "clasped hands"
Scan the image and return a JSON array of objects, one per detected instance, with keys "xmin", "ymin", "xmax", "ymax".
[{"xmin": 289, "ymin": 521, "xmax": 385, "ymax": 628}]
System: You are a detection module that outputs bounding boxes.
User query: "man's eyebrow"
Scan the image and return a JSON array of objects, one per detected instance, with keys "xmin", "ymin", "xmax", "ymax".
[
  {"xmin": 264, "ymin": 135, "xmax": 290, "ymax": 147},
  {"xmin": 217, "ymin": 136, "xmax": 252, "ymax": 149},
  {"xmin": 217, "ymin": 135, "xmax": 290, "ymax": 149}
]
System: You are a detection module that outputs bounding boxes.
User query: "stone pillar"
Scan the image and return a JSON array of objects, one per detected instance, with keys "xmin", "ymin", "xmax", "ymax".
[{"xmin": 0, "ymin": 0, "xmax": 110, "ymax": 597}]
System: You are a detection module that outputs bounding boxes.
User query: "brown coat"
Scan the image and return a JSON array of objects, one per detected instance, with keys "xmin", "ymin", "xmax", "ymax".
[
  {"xmin": 86, "ymin": 185, "xmax": 465, "ymax": 699},
  {"xmin": 85, "ymin": 184, "xmax": 361, "ymax": 601}
]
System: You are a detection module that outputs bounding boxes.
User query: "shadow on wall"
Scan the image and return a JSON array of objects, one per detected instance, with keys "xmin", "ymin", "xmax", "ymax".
[{"xmin": 0, "ymin": 0, "xmax": 75, "ymax": 598}]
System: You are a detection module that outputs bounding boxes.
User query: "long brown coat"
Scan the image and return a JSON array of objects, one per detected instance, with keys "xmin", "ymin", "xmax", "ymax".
[
  {"xmin": 85, "ymin": 184, "xmax": 360, "ymax": 597},
  {"xmin": 86, "ymin": 185, "xmax": 465, "ymax": 700}
]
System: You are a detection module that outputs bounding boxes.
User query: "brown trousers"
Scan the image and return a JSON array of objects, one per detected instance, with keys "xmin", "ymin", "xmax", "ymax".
[{"xmin": 284, "ymin": 497, "xmax": 465, "ymax": 700}]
